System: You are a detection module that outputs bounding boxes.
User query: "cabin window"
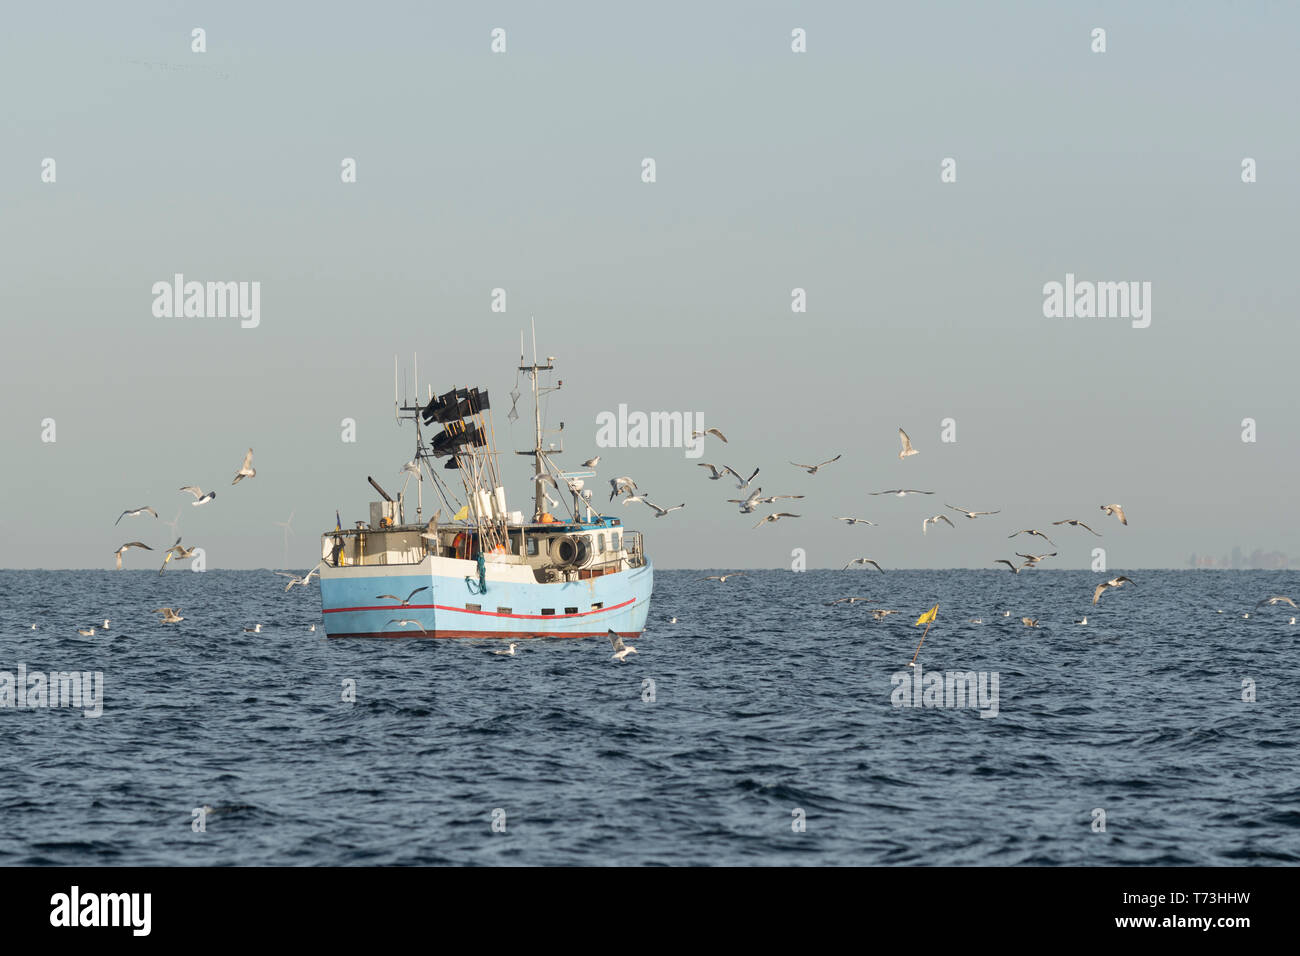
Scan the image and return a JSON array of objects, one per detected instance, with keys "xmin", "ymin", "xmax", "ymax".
[
  {"xmin": 565, "ymin": 607, "xmax": 579, "ymax": 615},
  {"xmin": 497, "ymin": 607, "xmax": 512, "ymax": 615},
  {"xmin": 465, "ymin": 603, "xmax": 481, "ymax": 612},
  {"xmin": 526, "ymin": 538, "xmax": 539, "ymax": 556},
  {"xmin": 541, "ymin": 608, "xmax": 555, "ymax": 616},
  {"xmin": 591, "ymin": 602, "xmax": 604, "ymax": 610},
  {"xmin": 597, "ymin": 534, "xmax": 605, "ymax": 553}
]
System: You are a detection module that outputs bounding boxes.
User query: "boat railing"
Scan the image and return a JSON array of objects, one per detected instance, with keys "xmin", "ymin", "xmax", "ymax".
[{"xmin": 623, "ymin": 531, "xmax": 645, "ymax": 568}]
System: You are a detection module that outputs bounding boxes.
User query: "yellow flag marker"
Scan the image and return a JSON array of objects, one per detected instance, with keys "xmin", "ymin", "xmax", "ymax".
[
  {"xmin": 909, "ymin": 603, "xmax": 939, "ymax": 667},
  {"xmin": 453, "ymin": 504, "xmax": 470, "ymax": 522}
]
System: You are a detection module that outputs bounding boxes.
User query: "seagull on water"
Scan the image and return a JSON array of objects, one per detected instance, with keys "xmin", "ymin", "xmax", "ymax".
[
  {"xmin": 946, "ymin": 505, "xmax": 1000, "ymax": 519},
  {"xmin": 922, "ymin": 514, "xmax": 954, "ymax": 535},
  {"xmin": 897, "ymin": 427, "xmax": 918, "ymax": 460},
  {"xmin": 871, "ymin": 489, "xmax": 934, "ymax": 497},
  {"xmin": 492, "ymin": 643, "xmax": 519, "ymax": 656},
  {"xmin": 152, "ymin": 607, "xmax": 184, "ymax": 623},
  {"xmin": 843, "ymin": 557, "xmax": 885, "ymax": 572},
  {"xmin": 180, "ymin": 486, "xmax": 215, "ymax": 506},
  {"xmin": 1100, "ymin": 504, "xmax": 1127, "ymax": 525},
  {"xmin": 608, "ymin": 629, "xmax": 638, "ymax": 661},
  {"xmin": 115, "ymin": 506, "xmax": 158, "ymax": 526},
  {"xmin": 1092, "ymin": 576, "xmax": 1136, "ymax": 605},
  {"xmin": 703, "ymin": 572, "xmax": 747, "ymax": 582},
  {"xmin": 114, "ymin": 541, "xmax": 153, "ymax": 570},
  {"xmin": 102, "ymin": 619, "xmax": 110, "ymax": 629},
  {"xmin": 77, "ymin": 627, "xmax": 96, "ymax": 636},
  {"xmin": 691, "ymin": 428, "xmax": 727, "ymax": 443},
  {"xmin": 754, "ymin": 512, "xmax": 800, "ymax": 528},
  {"xmin": 231, "ymin": 448, "xmax": 256, "ymax": 485},
  {"xmin": 243, "ymin": 624, "xmax": 263, "ymax": 634},
  {"xmin": 1053, "ymin": 519, "xmax": 1101, "ymax": 536},
  {"xmin": 790, "ymin": 455, "xmax": 841, "ymax": 475},
  {"xmin": 834, "ymin": 516, "xmax": 877, "ymax": 526},
  {"xmin": 377, "ymin": 586, "xmax": 429, "ymax": 606},
  {"xmin": 1075, "ymin": 616, "xmax": 1088, "ymax": 625}
]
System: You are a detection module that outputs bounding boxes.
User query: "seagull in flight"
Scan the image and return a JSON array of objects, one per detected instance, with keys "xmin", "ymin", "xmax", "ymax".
[
  {"xmin": 400, "ymin": 460, "xmax": 421, "ymax": 477},
  {"xmin": 115, "ymin": 506, "xmax": 157, "ymax": 526},
  {"xmin": 843, "ymin": 557, "xmax": 885, "ymax": 572},
  {"xmin": 231, "ymin": 448, "xmax": 256, "ymax": 484},
  {"xmin": 897, "ymin": 428, "xmax": 918, "ymax": 460},
  {"xmin": 152, "ymin": 607, "xmax": 184, "ymax": 623},
  {"xmin": 1255, "ymin": 595, "xmax": 1298, "ymax": 609},
  {"xmin": 1092, "ymin": 576, "xmax": 1136, "ymax": 605},
  {"xmin": 377, "ymin": 586, "xmax": 429, "ymax": 606},
  {"xmin": 922, "ymin": 514, "xmax": 954, "ymax": 534},
  {"xmin": 871, "ymin": 609, "xmax": 900, "ymax": 621},
  {"xmin": 703, "ymin": 572, "xmax": 747, "ymax": 582},
  {"xmin": 691, "ymin": 428, "xmax": 727, "ymax": 443},
  {"xmin": 728, "ymin": 488, "xmax": 764, "ymax": 513},
  {"xmin": 1100, "ymin": 504, "xmax": 1128, "ymax": 526},
  {"xmin": 827, "ymin": 596, "xmax": 874, "ymax": 605},
  {"xmin": 1053, "ymin": 518, "xmax": 1101, "ymax": 536},
  {"xmin": 608, "ymin": 629, "xmax": 638, "ymax": 661},
  {"xmin": 532, "ymin": 471, "xmax": 559, "ymax": 488},
  {"xmin": 644, "ymin": 500, "xmax": 686, "ymax": 518},
  {"xmin": 697, "ymin": 464, "xmax": 727, "ymax": 481},
  {"xmin": 754, "ymin": 512, "xmax": 800, "ymax": 528},
  {"xmin": 871, "ymin": 489, "xmax": 934, "ymax": 497},
  {"xmin": 946, "ymin": 505, "xmax": 1000, "ymax": 519},
  {"xmin": 834, "ymin": 516, "xmax": 877, "ymax": 526},
  {"xmin": 1015, "ymin": 552, "xmax": 1057, "ymax": 565},
  {"xmin": 609, "ymin": 476, "xmax": 637, "ymax": 500},
  {"xmin": 180, "ymin": 486, "xmax": 216, "ymax": 506},
  {"xmin": 724, "ymin": 465, "xmax": 760, "ymax": 489},
  {"xmin": 114, "ymin": 541, "xmax": 153, "ymax": 570},
  {"xmin": 581, "ymin": 456, "xmax": 600, "ymax": 468},
  {"xmin": 1008, "ymin": 529, "xmax": 1056, "ymax": 546},
  {"xmin": 276, "ymin": 564, "xmax": 323, "ymax": 591},
  {"xmin": 386, "ymin": 618, "xmax": 428, "ymax": 633},
  {"xmin": 160, "ymin": 539, "xmax": 197, "ymax": 573},
  {"xmin": 993, "ymin": 559, "xmax": 1031, "ymax": 574},
  {"xmin": 1021, "ymin": 618, "xmax": 1040, "ymax": 628},
  {"xmin": 790, "ymin": 455, "xmax": 841, "ymax": 475}
]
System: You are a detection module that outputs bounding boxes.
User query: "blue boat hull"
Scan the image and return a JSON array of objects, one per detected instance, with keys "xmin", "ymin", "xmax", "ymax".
[{"xmin": 319, "ymin": 558, "xmax": 653, "ymax": 639}]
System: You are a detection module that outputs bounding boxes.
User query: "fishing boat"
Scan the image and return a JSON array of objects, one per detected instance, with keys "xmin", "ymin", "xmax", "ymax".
[{"xmin": 317, "ymin": 332, "xmax": 653, "ymax": 639}]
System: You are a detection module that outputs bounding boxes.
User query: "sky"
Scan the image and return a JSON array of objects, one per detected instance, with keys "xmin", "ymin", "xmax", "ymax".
[{"xmin": 2, "ymin": 1, "xmax": 1297, "ymax": 570}]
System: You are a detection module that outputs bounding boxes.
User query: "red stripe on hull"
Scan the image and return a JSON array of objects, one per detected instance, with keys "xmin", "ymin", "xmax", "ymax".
[{"xmin": 325, "ymin": 630, "xmax": 644, "ymax": 640}]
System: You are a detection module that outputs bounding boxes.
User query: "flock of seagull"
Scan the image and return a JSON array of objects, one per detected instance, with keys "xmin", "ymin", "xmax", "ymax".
[{"xmin": 69, "ymin": 448, "xmax": 318, "ymax": 636}]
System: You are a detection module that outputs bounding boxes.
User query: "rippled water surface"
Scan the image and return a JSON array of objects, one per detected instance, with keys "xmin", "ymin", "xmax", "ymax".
[{"xmin": 1, "ymin": 568, "xmax": 1297, "ymax": 865}]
